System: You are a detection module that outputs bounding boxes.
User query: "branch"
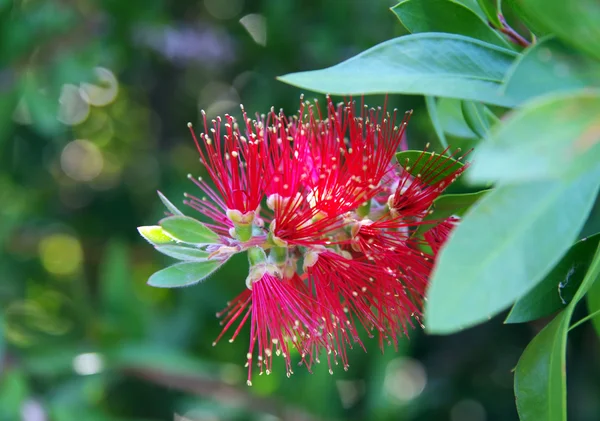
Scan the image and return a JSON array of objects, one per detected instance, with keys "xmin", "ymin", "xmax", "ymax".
[{"xmin": 123, "ymin": 366, "xmax": 326, "ymax": 421}]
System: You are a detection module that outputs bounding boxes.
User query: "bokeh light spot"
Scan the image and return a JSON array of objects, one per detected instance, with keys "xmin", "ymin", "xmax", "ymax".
[
  {"xmin": 90, "ymin": 151, "xmax": 123, "ymax": 191},
  {"xmin": 80, "ymin": 67, "xmax": 119, "ymax": 107},
  {"xmin": 336, "ymin": 380, "xmax": 366, "ymax": 409},
  {"xmin": 383, "ymin": 357, "xmax": 427, "ymax": 403},
  {"xmin": 73, "ymin": 352, "xmax": 104, "ymax": 375},
  {"xmin": 61, "ymin": 139, "xmax": 104, "ymax": 182},
  {"xmin": 21, "ymin": 399, "xmax": 47, "ymax": 421},
  {"xmin": 57, "ymin": 84, "xmax": 90, "ymax": 125},
  {"xmin": 450, "ymin": 399, "xmax": 487, "ymax": 421},
  {"xmin": 199, "ymin": 82, "xmax": 240, "ymax": 120},
  {"xmin": 219, "ymin": 363, "xmax": 243, "ymax": 385},
  {"xmin": 39, "ymin": 233, "xmax": 83, "ymax": 276}
]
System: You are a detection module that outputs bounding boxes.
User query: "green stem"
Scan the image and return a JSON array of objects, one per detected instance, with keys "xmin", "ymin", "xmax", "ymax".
[
  {"xmin": 234, "ymin": 223, "xmax": 253, "ymax": 242},
  {"xmin": 569, "ymin": 307, "xmax": 600, "ymax": 331},
  {"xmin": 356, "ymin": 200, "xmax": 371, "ymax": 218},
  {"xmin": 247, "ymin": 246, "xmax": 267, "ymax": 266},
  {"xmin": 269, "ymin": 246, "xmax": 288, "ymax": 265}
]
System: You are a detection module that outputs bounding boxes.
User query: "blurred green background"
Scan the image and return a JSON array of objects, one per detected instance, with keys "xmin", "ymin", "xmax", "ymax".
[{"xmin": 1, "ymin": 0, "xmax": 599, "ymax": 420}]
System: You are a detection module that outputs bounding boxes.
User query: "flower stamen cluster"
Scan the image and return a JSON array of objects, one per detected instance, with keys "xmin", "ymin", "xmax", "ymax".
[{"xmin": 174, "ymin": 97, "xmax": 467, "ymax": 385}]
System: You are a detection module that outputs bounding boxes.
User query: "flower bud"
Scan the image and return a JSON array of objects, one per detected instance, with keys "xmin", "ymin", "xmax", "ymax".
[{"xmin": 245, "ymin": 262, "xmax": 281, "ymax": 289}]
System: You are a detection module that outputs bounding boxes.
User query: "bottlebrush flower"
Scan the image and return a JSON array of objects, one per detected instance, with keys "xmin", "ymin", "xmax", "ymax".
[
  {"xmin": 139, "ymin": 96, "xmax": 468, "ymax": 385},
  {"xmin": 264, "ymin": 98, "xmax": 412, "ymax": 246},
  {"xmin": 187, "ymin": 108, "xmax": 267, "ymax": 241},
  {"xmin": 212, "ymin": 258, "xmax": 325, "ymax": 385},
  {"xmin": 425, "ymin": 216, "xmax": 460, "ymax": 254}
]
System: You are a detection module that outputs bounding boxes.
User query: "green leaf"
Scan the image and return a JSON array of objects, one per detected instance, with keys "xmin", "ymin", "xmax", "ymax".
[
  {"xmin": 514, "ymin": 310, "xmax": 569, "ymax": 421},
  {"xmin": 452, "ymin": 0, "xmax": 488, "ymax": 20},
  {"xmin": 502, "ymin": 0, "xmax": 548, "ymax": 37},
  {"xmin": 157, "ymin": 191, "xmax": 184, "ymax": 215},
  {"xmin": 514, "ymin": 0, "xmax": 600, "ymax": 62},
  {"xmin": 160, "ymin": 216, "xmax": 220, "ymax": 245},
  {"xmin": 147, "ymin": 260, "xmax": 226, "ymax": 288},
  {"xmin": 137, "ymin": 226, "xmax": 176, "ymax": 245},
  {"xmin": 425, "ymin": 167, "xmax": 600, "ymax": 333},
  {"xmin": 425, "ymin": 96, "xmax": 450, "ymax": 151},
  {"xmin": 278, "ymin": 33, "xmax": 520, "ymax": 107},
  {"xmin": 428, "ymin": 190, "xmax": 490, "ymax": 215},
  {"xmin": 391, "ymin": 0, "xmax": 510, "ymax": 47},
  {"xmin": 506, "ymin": 233, "xmax": 600, "ymax": 323},
  {"xmin": 586, "ymin": 263, "xmax": 600, "ymax": 338},
  {"xmin": 415, "ymin": 190, "xmax": 490, "ymax": 236},
  {"xmin": 466, "ymin": 91, "xmax": 600, "ymax": 184},
  {"xmin": 154, "ymin": 245, "xmax": 210, "ymax": 261},
  {"xmin": 396, "ymin": 150, "xmax": 465, "ymax": 185},
  {"xmin": 436, "ymin": 98, "xmax": 478, "ymax": 139},
  {"xmin": 514, "ymin": 243, "xmax": 600, "ymax": 421},
  {"xmin": 460, "ymin": 100, "xmax": 498, "ymax": 138},
  {"xmin": 502, "ymin": 37, "xmax": 600, "ymax": 105},
  {"xmin": 476, "ymin": 0, "xmax": 503, "ymax": 27}
]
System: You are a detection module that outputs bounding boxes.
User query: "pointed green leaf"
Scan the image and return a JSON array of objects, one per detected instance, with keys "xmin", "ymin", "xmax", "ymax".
[
  {"xmin": 476, "ymin": 0, "xmax": 503, "ymax": 27},
  {"xmin": 155, "ymin": 245, "xmax": 210, "ymax": 261},
  {"xmin": 160, "ymin": 216, "xmax": 220, "ymax": 245},
  {"xmin": 425, "ymin": 167, "xmax": 600, "ymax": 333},
  {"xmin": 147, "ymin": 260, "xmax": 226, "ymax": 288},
  {"xmin": 278, "ymin": 33, "xmax": 519, "ymax": 107},
  {"xmin": 137, "ymin": 225, "xmax": 176, "ymax": 245},
  {"xmin": 157, "ymin": 190, "xmax": 184, "ymax": 215},
  {"xmin": 506, "ymin": 233, "xmax": 600, "ymax": 323},
  {"xmin": 415, "ymin": 190, "xmax": 489, "ymax": 236},
  {"xmin": 514, "ymin": 310, "xmax": 569, "ymax": 421},
  {"xmin": 586, "ymin": 262, "xmax": 600, "ymax": 338},
  {"xmin": 460, "ymin": 100, "xmax": 498, "ymax": 138},
  {"xmin": 452, "ymin": 0, "xmax": 488, "ymax": 21},
  {"xmin": 514, "ymin": 0, "xmax": 600, "ymax": 61},
  {"xmin": 502, "ymin": 37, "xmax": 600, "ymax": 105},
  {"xmin": 427, "ymin": 190, "xmax": 490, "ymax": 215},
  {"xmin": 467, "ymin": 91, "xmax": 600, "ymax": 184},
  {"xmin": 391, "ymin": 0, "xmax": 510, "ymax": 47},
  {"xmin": 437, "ymin": 98, "xmax": 478, "ymax": 139},
  {"xmin": 396, "ymin": 150, "xmax": 465, "ymax": 185},
  {"xmin": 514, "ymin": 243, "xmax": 600, "ymax": 421},
  {"xmin": 425, "ymin": 96, "xmax": 450, "ymax": 151}
]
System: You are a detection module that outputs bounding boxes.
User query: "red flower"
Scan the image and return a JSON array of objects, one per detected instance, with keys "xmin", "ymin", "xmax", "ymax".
[
  {"xmin": 263, "ymin": 97, "xmax": 411, "ymax": 247},
  {"xmin": 145, "ymin": 98, "xmax": 468, "ymax": 384},
  {"xmin": 187, "ymin": 109, "xmax": 268, "ymax": 242},
  {"xmin": 212, "ymin": 265, "xmax": 324, "ymax": 385},
  {"xmin": 425, "ymin": 216, "xmax": 460, "ymax": 254}
]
